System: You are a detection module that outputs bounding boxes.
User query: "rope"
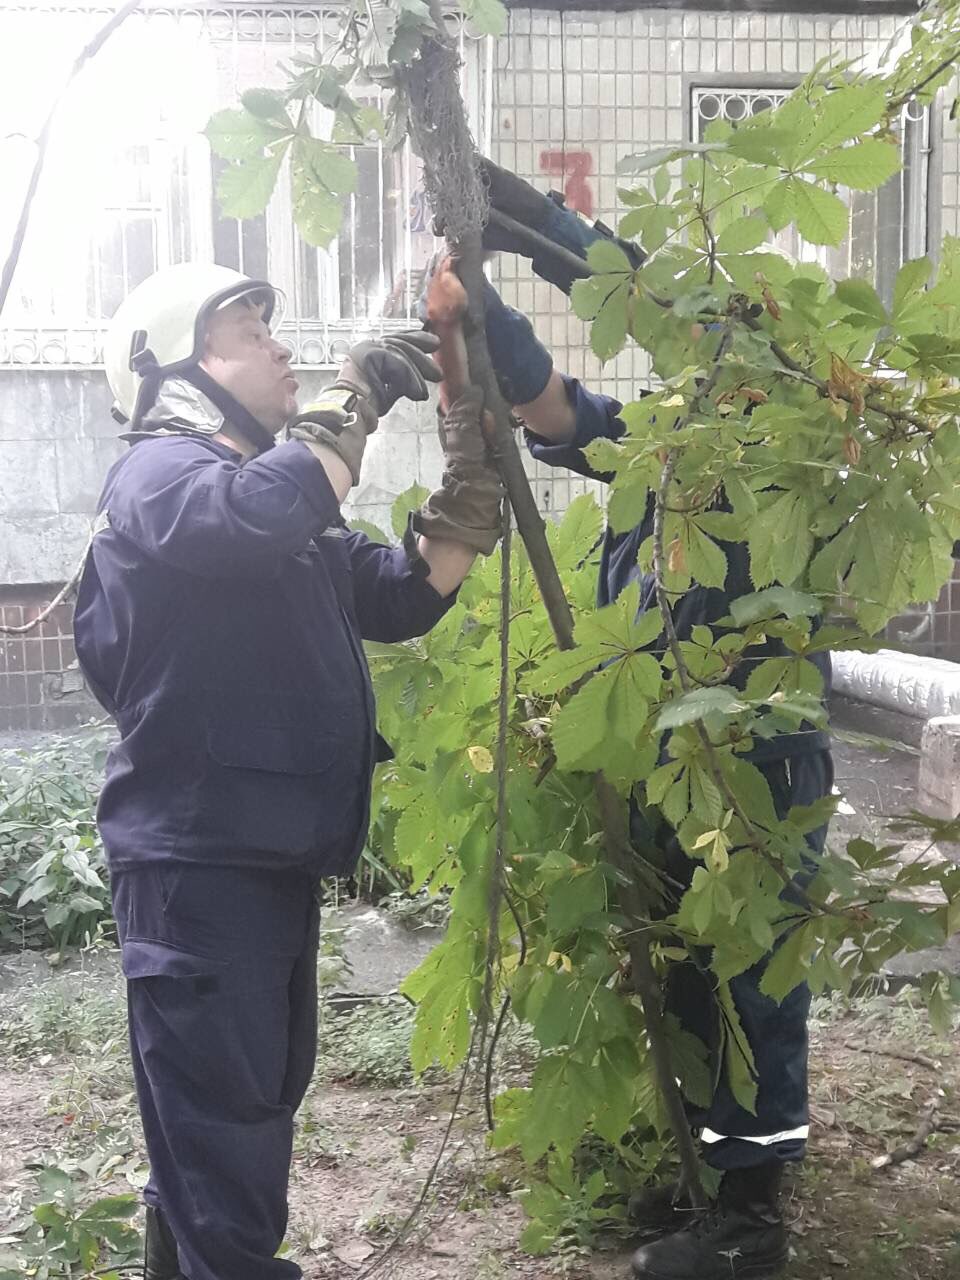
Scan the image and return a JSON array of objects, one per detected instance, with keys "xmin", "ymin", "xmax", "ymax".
[{"xmin": 0, "ymin": 532, "xmax": 92, "ymax": 636}]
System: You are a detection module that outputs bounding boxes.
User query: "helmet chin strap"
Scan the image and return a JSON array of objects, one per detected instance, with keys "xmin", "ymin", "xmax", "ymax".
[
  {"xmin": 182, "ymin": 365, "xmax": 276, "ymax": 455},
  {"xmin": 127, "ymin": 333, "xmax": 166, "ymax": 431}
]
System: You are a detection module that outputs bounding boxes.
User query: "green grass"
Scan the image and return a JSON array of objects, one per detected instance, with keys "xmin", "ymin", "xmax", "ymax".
[{"xmin": 317, "ymin": 1002, "xmax": 418, "ymax": 1087}]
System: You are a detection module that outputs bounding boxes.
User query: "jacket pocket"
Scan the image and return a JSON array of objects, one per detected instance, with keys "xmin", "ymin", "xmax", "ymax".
[
  {"xmin": 197, "ymin": 690, "xmax": 366, "ymax": 855},
  {"xmin": 206, "ymin": 721, "xmax": 339, "ymax": 775},
  {"xmin": 204, "ymin": 690, "xmax": 348, "ymax": 775}
]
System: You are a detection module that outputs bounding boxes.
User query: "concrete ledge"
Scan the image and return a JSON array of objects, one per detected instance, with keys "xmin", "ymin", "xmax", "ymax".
[
  {"xmin": 918, "ymin": 715, "xmax": 960, "ymax": 820},
  {"xmin": 832, "ymin": 651, "xmax": 960, "ymax": 821}
]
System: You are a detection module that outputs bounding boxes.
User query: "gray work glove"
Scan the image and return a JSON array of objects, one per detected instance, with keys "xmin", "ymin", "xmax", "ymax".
[
  {"xmin": 413, "ymin": 389, "xmax": 506, "ymax": 555},
  {"xmin": 288, "ymin": 396, "xmax": 375, "ymax": 486},
  {"xmin": 336, "ymin": 332, "xmax": 441, "ymax": 416},
  {"xmin": 289, "ymin": 332, "xmax": 441, "ymax": 485}
]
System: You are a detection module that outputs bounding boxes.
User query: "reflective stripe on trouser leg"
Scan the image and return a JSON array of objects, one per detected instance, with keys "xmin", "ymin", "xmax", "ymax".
[{"xmin": 701, "ymin": 1126, "xmax": 810, "ymax": 1145}]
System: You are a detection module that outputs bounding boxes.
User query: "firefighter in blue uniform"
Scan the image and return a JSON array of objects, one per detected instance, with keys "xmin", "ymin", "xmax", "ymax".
[
  {"xmin": 474, "ymin": 162, "xmax": 834, "ymax": 1280},
  {"xmin": 73, "ymin": 262, "xmax": 505, "ymax": 1280}
]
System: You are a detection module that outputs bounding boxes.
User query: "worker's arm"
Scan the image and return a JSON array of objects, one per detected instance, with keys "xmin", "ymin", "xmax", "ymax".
[
  {"xmin": 104, "ymin": 435, "xmax": 346, "ymax": 580},
  {"xmin": 481, "ymin": 281, "xmax": 628, "ymax": 480},
  {"xmin": 477, "ymin": 157, "xmax": 644, "ymax": 295}
]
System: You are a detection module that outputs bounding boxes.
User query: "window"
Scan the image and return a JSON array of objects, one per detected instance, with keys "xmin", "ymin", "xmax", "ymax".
[
  {"xmin": 691, "ymin": 85, "xmax": 930, "ymax": 306},
  {"xmin": 88, "ymin": 145, "xmax": 172, "ymax": 320},
  {"xmin": 289, "ymin": 147, "xmax": 403, "ymax": 324}
]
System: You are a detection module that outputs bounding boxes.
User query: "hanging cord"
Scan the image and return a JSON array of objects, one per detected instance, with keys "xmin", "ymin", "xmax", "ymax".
[
  {"xmin": 354, "ymin": 1015, "xmax": 483, "ymax": 1280},
  {"xmin": 477, "ymin": 492, "xmax": 513, "ymax": 1078},
  {"xmin": 560, "ymin": 9, "xmax": 568, "ymax": 162},
  {"xmin": 0, "ymin": 531, "xmax": 93, "ymax": 636},
  {"xmin": 484, "ymin": 882, "xmax": 527, "ymax": 1130}
]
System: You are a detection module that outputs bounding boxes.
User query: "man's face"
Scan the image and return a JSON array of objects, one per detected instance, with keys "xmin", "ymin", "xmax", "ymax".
[{"xmin": 200, "ymin": 299, "xmax": 298, "ymax": 435}]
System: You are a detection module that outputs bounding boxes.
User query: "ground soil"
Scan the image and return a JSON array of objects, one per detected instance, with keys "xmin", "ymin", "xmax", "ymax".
[{"xmin": 1, "ymin": 986, "xmax": 957, "ymax": 1279}]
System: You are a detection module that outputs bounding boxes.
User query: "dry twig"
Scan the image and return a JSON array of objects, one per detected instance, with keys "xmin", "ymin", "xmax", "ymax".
[{"xmin": 871, "ymin": 1098, "xmax": 942, "ymax": 1170}]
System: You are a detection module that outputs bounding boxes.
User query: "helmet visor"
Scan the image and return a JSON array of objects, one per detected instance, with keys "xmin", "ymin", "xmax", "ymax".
[
  {"xmin": 193, "ymin": 280, "xmax": 287, "ymax": 363},
  {"xmin": 211, "ymin": 281, "xmax": 287, "ymax": 332}
]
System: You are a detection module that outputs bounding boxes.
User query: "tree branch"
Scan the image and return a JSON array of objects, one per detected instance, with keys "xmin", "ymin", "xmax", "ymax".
[
  {"xmin": 870, "ymin": 1098, "xmax": 941, "ymax": 1170},
  {"xmin": 888, "ymin": 43, "xmax": 960, "ymax": 114},
  {"xmin": 699, "ymin": 155, "xmax": 718, "ymax": 286},
  {"xmin": 456, "ymin": 229, "xmax": 577, "ymax": 649},
  {"xmin": 477, "ymin": 508, "xmax": 513, "ymax": 1068},
  {"xmin": 842, "ymin": 1041, "xmax": 939, "ymax": 1071},
  {"xmin": 741, "ymin": 314, "xmax": 931, "ymax": 437}
]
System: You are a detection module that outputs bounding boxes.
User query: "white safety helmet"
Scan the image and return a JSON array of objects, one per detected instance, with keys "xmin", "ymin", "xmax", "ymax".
[{"xmin": 103, "ymin": 262, "xmax": 285, "ymax": 432}]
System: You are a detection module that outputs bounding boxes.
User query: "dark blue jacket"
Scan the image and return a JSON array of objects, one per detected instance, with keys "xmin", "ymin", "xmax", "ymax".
[
  {"xmin": 527, "ymin": 377, "xmax": 831, "ymax": 763},
  {"xmin": 74, "ymin": 434, "xmax": 453, "ymax": 875}
]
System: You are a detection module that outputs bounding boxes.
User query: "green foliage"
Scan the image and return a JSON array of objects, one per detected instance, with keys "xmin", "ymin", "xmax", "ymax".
[
  {"xmin": 318, "ymin": 1002, "xmax": 417, "ymax": 1086},
  {"xmin": 206, "ymin": 0, "xmax": 508, "ymax": 239},
  {"xmin": 460, "ymin": 0, "xmax": 508, "ymax": 36},
  {"xmin": 0, "ymin": 1163, "xmax": 141, "ymax": 1280},
  {"xmin": 517, "ymin": 1153, "xmax": 624, "ymax": 1256},
  {"xmin": 0, "ymin": 729, "xmax": 115, "ymax": 952},
  {"xmin": 0, "ymin": 971, "xmax": 126, "ymax": 1059},
  {"xmin": 206, "ymin": 102, "xmax": 357, "ymax": 247}
]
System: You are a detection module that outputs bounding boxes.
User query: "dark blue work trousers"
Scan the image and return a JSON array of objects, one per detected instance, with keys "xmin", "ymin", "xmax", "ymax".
[
  {"xmin": 655, "ymin": 750, "xmax": 834, "ymax": 1171},
  {"xmin": 111, "ymin": 863, "xmax": 320, "ymax": 1280}
]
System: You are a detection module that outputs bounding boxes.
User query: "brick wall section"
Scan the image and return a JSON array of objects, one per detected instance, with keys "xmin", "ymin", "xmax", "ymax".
[{"xmin": 0, "ymin": 586, "xmax": 97, "ymax": 732}]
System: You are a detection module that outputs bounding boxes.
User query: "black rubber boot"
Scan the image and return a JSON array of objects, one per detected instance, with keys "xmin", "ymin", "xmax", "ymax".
[
  {"xmin": 144, "ymin": 1205, "xmax": 184, "ymax": 1280},
  {"xmin": 630, "ymin": 1164, "xmax": 788, "ymax": 1279},
  {"xmin": 626, "ymin": 1181, "xmax": 697, "ymax": 1239}
]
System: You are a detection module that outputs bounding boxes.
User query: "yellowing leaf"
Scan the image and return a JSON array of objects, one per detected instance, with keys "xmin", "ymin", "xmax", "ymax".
[{"xmin": 467, "ymin": 745, "xmax": 494, "ymax": 773}]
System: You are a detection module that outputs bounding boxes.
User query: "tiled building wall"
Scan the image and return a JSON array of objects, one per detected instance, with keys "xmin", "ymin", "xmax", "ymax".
[{"xmin": 491, "ymin": 6, "xmax": 951, "ymax": 445}]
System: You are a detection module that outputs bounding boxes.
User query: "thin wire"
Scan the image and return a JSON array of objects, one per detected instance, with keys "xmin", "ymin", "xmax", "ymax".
[{"xmin": 559, "ymin": 9, "xmax": 568, "ymax": 162}]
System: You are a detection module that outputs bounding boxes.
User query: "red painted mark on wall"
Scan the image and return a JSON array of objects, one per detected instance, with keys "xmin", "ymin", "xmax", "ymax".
[{"xmin": 539, "ymin": 150, "xmax": 594, "ymax": 219}]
